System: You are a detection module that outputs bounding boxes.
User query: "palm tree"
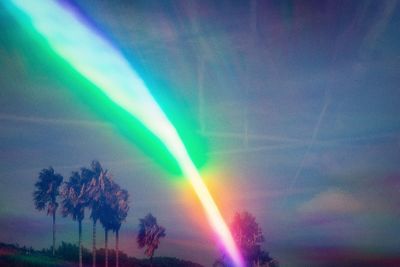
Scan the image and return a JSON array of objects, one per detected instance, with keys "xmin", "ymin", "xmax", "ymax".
[
  {"xmin": 85, "ymin": 160, "xmax": 107, "ymax": 267},
  {"xmin": 98, "ymin": 175, "xmax": 117, "ymax": 267},
  {"xmin": 61, "ymin": 171, "xmax": 89, "ymax": 267},
  {"xmin": 112, "ymin": 188, "xmax": 129, "ymax": 267},
  {"xmin": 137, "ymin": 213, "xmax": 166, "ymax": 267},
  {"xmin": 33, "ymin": 167, "xmax": 63, "ymax": 256}
]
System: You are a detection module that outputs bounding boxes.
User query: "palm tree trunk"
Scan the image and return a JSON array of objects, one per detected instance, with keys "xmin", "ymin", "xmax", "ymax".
[
  {"xmin": 79, "ymin": 220, "xmax": 82, "ymax": 267},
  {"xmin": 92, "ymin": 220, "xmax": 96, "ymax": 267},
  {"xmin": 150, "ymin": 254, "xmax": 153, "ymax": 267},
  {"xmin": 115, "ymin": 230, "xmax": 119, "ymax": 267},
  {"xmin": 52, "ymin": 211, "xmax": 56, "ymax": 257},
  {"xmin": 105, "ymin": 229, "xmax": 108, "ymax": 267}
]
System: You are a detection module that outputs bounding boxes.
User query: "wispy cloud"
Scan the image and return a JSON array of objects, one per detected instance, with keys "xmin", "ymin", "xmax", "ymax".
[
  {"xmin": 297, "ymin": 188, "xmax": 363, "ymax": 219},
  {"xmin": 0, "ymin": 113, "xmax": 110, "ymax": 127},
  {"xmin": 208, "ymin": 143, "xmax": 307, "ymax": 155},
  {"xmin": 201, "ymin": 130, "xmax": 304, "ymax": 143},
  {"xmin": 0, "ymin": 158, "xmax": 153, "ymax": 176}
]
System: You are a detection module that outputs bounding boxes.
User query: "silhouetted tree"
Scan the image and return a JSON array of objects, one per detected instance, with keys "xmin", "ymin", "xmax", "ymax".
[
  {"xmin": 112, "ymin": 188, "xmax": 129, "ymax": 267},
  {"xmin": 225, "ymin": 211, "xmax": 278, "ymax": 267},
  {"xmin": 99, "ymin": 175, "xmax": 118, "ymax": 267},
  {"xmin": 87, "ymin": 163, "xmax": 129, "ymax": 267},
  {"xmin": 33, "ymin": 167, "xmax": 63, "ymax": 256},
  {"xmin": 85, "ymin": 160, "xmax": 107, "ymax": 267},
  {"xmin": 137, "ymin": 213, "xmax": 166, "ymax": 267},
  {"xmin": 230, "ymin": 211, "xmax": 264, "ymax": 266},
  {"xmin": 61, "ymin": 171, "xmax": 89, "ymax": 267},
  {"xmin": 213, "ymin": 257, "xmax": 228, "ymax": 267}
]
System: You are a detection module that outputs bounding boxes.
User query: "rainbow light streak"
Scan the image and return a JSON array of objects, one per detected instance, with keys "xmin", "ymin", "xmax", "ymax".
[{"xmin": 6, "ymin": 1, "xmax": 244, "ymax": 266}]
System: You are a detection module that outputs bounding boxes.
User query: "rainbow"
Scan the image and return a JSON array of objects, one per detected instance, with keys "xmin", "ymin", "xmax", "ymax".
[{"xmin": 5, "ymin": 1, "xmax": 244, "ymax": 266}]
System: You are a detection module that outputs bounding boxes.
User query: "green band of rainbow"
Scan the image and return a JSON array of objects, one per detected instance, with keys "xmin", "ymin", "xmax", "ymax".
[{"xmin": 5, "ymin": 1, "xmax": 243, "ymax": 266}]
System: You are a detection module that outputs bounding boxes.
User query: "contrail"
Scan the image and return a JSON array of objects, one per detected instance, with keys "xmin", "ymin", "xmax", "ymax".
[
  {"xmin": 359, "ymin": 0, "xmax": 398, "ymax": 59},
  {"xmin": 5, "ymin": 1, "xmax": 244, "ymax": 266},
  {"xmin": 287, "ymin": 97, "xmax": 329, "ymax": 194},
  {"xmin": 208, "ymin": 143, "xmax": 307, "ymax": 155},
  {"xmin": 200, "ymin": 130, "xmax": 304, "ymax": 143}
]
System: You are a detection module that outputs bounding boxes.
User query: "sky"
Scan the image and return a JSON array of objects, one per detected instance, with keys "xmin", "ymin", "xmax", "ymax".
[{"xmin": 1, "ymin": 1, "xmax": 400, "ymax": 266}]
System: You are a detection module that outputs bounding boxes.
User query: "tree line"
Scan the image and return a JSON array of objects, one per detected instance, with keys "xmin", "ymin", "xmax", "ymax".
[
  {"xmin": 33, "ymin": 160, "xmax": 277, "ymax": 267},
  {"xmin": 0, "ymin": 241, "xmax": 204, "ymax": 267},
  {"xmin": 33, "ymin": 160, "xmax": 165, "ymax": 267}
]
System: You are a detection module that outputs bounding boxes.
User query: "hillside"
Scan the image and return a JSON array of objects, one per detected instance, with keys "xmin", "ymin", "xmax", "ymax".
[{"xmin": 0, "ymin": 242, "xmax": 204, "ymax": 267}]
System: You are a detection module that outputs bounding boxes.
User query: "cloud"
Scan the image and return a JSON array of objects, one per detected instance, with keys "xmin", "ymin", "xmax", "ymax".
[
  {"xmin": 298, "ymin": 188, "xmax": 363, "ymax": 217},
  {"xmin": 201, "ymin": 130, "xmax": 304, "ymax": 143},
  {"xmin": 0, "ymin": 113, "xmax": 109, "ymax": 127}
]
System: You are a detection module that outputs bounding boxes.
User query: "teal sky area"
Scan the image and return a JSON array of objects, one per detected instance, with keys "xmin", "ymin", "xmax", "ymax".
[{"xmin": 1, "ymin": 1, "xmax": 400, "ymax": 266}]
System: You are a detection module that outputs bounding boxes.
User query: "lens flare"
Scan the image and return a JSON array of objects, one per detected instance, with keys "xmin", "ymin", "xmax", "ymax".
[{"xmin": 5, "ymin": 1, "xmax": 243, "ymax": 266}]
